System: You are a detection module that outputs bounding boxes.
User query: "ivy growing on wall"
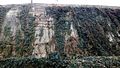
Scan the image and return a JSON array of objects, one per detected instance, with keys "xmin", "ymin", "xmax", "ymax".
[
  {"xmin": 3, "ymin": 24, "xmax": 12, "ymax": 44},
  {"xmin": 16, "ymin": 5, "xmax": 35, "ymax": 57},
  {"xmin": 46, "ymin": 7, "xmax": 72, "ymax": 55},
  {"xmin": 46, "ymin": 6, "xmax": 120, "ymax": 56},
  {"xmin": 0, "ymin": 6, "xmax": 10, "ymax": 35}
]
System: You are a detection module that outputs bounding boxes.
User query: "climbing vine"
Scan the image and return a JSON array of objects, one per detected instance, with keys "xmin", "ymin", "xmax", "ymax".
[
  {"xmin": 16, "ymin": 5, "xmax": 35, "ymax": 57},
  {"xmin": 46, "ymin": 6, "xmax": 120, "ymax": 56},
  {"xmin": 0, "ymin": 6, "xmax": 10, "ymax": 34}
]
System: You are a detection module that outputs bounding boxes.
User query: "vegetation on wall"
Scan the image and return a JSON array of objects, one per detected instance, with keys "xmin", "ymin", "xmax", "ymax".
[
  {"xmin": 46, "ymin": 6, "xmax": 120, "ymax": 56},
  {"xmin": 16, "ymin": 5, "xmax": 35, "ymax": 57},
  {"xmin": 3, "ymin": 24, "xmax": 12, "ymax": 44},
  {"xmin": 0, "ymin": 6, "xmax": 10, "ymax": 34},
  {"xmin": 46, "ymin": 7, "xmax": 81, "ymax": 57},
  {"xmin": 0, "ymin": 6, "xmax": 12, "ymax": 58}
]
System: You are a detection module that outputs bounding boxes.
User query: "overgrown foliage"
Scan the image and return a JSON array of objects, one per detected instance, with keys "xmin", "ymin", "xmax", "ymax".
[
  {"xmin": 0, "ymin": 6, "xmax": 13, "ymax": 58},
  {"xmin": 0, "ymin": 6, "xmax": 10, "ymax": 34},
  {"xmin": 0, "ymin": 56, "xmax": 119, "ymax": 68},
  {"xmin": 46, "ymin": 6, "xmax": 120, "ymax": 56},
  {"xmin": 16, "ymin": 5, "xmax": 35, "ymax": 57}
]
